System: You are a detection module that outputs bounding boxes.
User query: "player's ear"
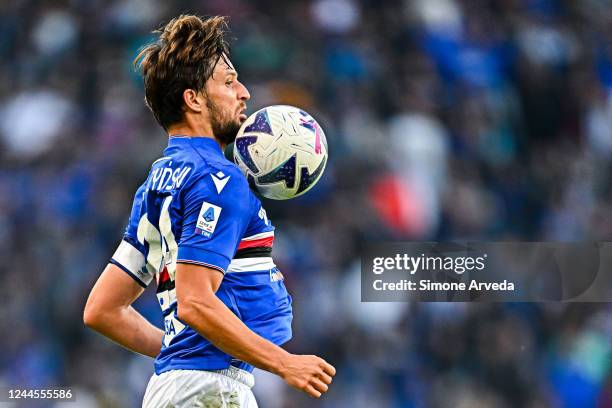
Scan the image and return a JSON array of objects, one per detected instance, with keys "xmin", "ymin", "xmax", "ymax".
[{"xmin": 183, "ymin": 89, "xmax": 203, "ymax": 113}]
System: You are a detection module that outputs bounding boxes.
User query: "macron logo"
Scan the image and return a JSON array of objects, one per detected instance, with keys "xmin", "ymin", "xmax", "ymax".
[{"xmin": 211, "ymin": 171, "xmax": 230, "ymax": 194}]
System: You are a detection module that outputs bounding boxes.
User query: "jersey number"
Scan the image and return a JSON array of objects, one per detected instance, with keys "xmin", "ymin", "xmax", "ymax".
[
  {"xmin": 136, "ymin": 196, "xmax": 179, "ymax": 281},
  {"xmin": 136, "ymin": 196, "xmax": 184, "ymax": 346}
]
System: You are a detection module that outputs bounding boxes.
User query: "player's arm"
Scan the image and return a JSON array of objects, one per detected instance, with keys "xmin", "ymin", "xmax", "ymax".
[
  {"xmin": 175, "ymin": 262, "xmax": 336, "ymax": 398},
  {"xmin": 83, "ymin": 263, "xmax": 163, "ymax": 358}
]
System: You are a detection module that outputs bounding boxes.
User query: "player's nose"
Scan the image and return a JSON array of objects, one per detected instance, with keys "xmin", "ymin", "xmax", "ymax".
[{"xmin": 237, "ymin": 80, "xmax": 250, "ymax": 101}]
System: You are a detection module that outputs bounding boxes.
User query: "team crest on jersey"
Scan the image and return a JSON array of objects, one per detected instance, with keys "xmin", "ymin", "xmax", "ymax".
[{"xmin": 196, "ymin": 201, "xmax": 222, "ymax": 238}]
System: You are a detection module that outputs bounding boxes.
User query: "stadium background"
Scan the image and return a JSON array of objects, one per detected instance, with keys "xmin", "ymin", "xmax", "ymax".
[{"xmin": 1, "ymin": 0, "xmax": 611, "ymax": 406}]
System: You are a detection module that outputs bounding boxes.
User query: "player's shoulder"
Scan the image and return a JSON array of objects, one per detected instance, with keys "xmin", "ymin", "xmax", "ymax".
[
  {"xmin": 189, "ymin": 153, "xmax": 246, "ymax": 184},
  {"xmin": 181, "ymin": 152, "xmax": 251, "ymax": 200}
]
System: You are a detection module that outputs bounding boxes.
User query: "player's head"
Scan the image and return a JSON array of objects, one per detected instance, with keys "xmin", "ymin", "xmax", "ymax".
[{"xmin": 134, "ymin": 15, "xmax": 250, "ymax": 145}]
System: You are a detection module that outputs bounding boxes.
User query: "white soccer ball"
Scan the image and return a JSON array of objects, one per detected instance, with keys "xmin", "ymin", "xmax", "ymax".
[{"xmin": 233, "ymin": 105, "xmax": 328, "ymax": 200}]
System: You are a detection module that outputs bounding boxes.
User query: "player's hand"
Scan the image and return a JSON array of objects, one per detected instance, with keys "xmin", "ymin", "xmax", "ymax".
[{"xmin": 278, "ymin": 354, "xmax": 336, "ymax": 398}]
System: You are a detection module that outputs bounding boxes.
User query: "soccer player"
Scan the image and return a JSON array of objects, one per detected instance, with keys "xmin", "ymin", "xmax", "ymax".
[{"xmin": 83, "ymin": 15, "xmax": 335, "ymax": 407}]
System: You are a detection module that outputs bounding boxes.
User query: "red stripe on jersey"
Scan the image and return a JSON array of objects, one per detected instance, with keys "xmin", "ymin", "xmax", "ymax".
[
  {"xmin": 237, "ymin": 236, "xmax": 274, "ymax": 250},
  {"xmin": 158, "ymin": 267, "xmax": 170, "ymax": 285}
]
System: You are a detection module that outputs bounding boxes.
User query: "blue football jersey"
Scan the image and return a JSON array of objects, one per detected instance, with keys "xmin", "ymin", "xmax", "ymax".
[{"xmin": 110, "ymin": 136, "xmax": 293, "ymax": 374}]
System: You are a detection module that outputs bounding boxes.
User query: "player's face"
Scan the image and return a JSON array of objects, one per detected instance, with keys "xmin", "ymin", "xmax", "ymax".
[{"xmin": 204, "ymin": 55, "xmax": 250, "ymax": 146}]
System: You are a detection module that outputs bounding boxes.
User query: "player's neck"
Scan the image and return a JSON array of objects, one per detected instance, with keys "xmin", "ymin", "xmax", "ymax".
[{"xmin": 167, "ymin": 122, "xmax": 223, "ymax": 148}]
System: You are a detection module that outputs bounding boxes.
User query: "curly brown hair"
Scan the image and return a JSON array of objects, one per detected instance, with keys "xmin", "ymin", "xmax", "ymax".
[{"xmin": 134, "ymin": 15, "xmax": 231, "ymax": 130}]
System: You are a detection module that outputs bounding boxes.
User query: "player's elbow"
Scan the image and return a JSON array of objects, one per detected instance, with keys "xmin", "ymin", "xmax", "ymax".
[
  {"xmin": 176, "ymin": 301, "xmax": 196, "ymax": 326},
  {"xmin": 83, "ymin": 296, "xmax": 109, "ymax": 330},
  {"xmin": 177, "ymin": 298, "xmax": 214, "ymax": 328},
  {"xmin": 83, "ymin": 302, "xmax": 100, "ymax": 329}
]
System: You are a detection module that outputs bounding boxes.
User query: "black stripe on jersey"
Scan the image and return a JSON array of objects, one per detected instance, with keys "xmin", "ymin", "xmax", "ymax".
[
  {"xmin": 234, "ymin": 247, "xmax": 272, "ymax": 259},
  {"xmin": 157, "ymin": 278, "xmax": 175, "ymax": 293},
  {"xmin": 162, "ymin": 303, "xmax": 177, "ymax": 317}
]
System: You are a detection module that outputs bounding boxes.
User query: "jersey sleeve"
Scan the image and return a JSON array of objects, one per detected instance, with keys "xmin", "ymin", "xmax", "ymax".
[
  {"xmin": 245, "ymin": 194, "xmax": 275, "ymax": 236},
  {"xmin": 109, "ymin": 183, "xmax": 155, "ymax": 288},
  {"xmin": 177, "ymin": 169, "xmax": 250, "ymax": 273}
]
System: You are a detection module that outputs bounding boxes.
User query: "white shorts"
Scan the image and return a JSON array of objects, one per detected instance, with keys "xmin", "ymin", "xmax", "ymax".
[{"xmin": 142, "ymin": 367, "xmax": 258, "ymax": 408}]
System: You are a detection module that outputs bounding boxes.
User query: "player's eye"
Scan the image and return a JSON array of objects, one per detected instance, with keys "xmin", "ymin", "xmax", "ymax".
[{"xmin": 226, "ymin": 80, "xmax": 234, "ymax": 86}]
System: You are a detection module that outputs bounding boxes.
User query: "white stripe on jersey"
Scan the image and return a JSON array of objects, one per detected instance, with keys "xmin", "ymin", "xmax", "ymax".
[
  {"xmin": 112, "ymin": 240, "xmax": 153, "ymax": 286},
  {"xmin": 227, "ymin": 257, "xmax": 276, "ymax": 273},
  {"xmin": 240, "ymin": 231, "xmax": 274, "ymax": 242},
  {"xmin": 157, "ymin": 288, "xmax": 177, "ymax": 313}
]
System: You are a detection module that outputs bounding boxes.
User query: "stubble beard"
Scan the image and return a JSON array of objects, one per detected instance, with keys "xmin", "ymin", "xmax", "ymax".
[{"xmin": 207, "ymin": 98, "xmax": 241, "ymax": 146}]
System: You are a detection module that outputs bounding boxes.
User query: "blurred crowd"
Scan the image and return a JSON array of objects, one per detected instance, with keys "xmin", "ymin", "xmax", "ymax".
[{"xmin": 1, "ymin": 0, "xmax": 612, "ymax": 406}]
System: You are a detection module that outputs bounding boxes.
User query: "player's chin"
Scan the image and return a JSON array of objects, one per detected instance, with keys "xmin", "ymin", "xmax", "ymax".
[{"xmin": 216, "ymin": 121, "xmax": 242, "ymax": 145}]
